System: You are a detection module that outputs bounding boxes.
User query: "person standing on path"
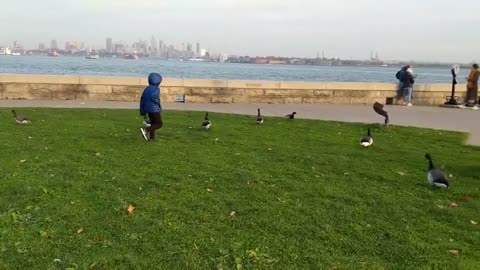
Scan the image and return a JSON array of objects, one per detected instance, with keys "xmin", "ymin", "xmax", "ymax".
[
  {"xmin": 401, "ymin": 66, "xmax": 415, "ymax": 106},
  {"xmin": 396, "ymin": 65, "xmax": 408, "ymax": 99},
  {"xmin": 465, "ymin": 63, "xmax": 479, "ymax": 109},
  {"xmin": 139, "ymin": 73, "xmax": 163, "ymax": 141}
]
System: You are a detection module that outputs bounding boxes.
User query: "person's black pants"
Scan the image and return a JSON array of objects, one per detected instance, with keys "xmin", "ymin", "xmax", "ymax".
[{"xmin": 146, "ymin": 112, "xmax": 163, "ymax": 140}]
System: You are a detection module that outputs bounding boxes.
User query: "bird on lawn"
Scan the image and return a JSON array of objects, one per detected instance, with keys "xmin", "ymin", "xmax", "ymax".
[
  {"xmin": 425, "ymin": 154, "xmax": 450, "ymax": 189},
  {"xmin": 202, "ymin": 112, "xmax": 212, "ymax": 130},
  {"xmin": 256, "ymin": 108, "xmax": 264, "ymax": 124},
  {"xmin": 373, "ymin": 102, "xmax": 389, "ymax": 125},
  {"xmin": 11, "ymin": 110, "xmax": 31, "ymax": 124},
  {"xmin": 360, "ymin": 128, "xmax": 373, "ymax": 147},
  {"xmin": 286, "ymin": 112, "xmax": 297, "ymax": 119}
]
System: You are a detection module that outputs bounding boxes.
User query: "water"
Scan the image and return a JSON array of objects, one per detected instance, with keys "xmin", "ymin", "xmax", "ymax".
[{"xmin": 0, "ymin": 55, "xmax": 468, "ymax": 83}]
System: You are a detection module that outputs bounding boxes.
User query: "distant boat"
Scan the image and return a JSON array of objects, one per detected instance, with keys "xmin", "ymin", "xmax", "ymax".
[
  {"xmin": 381, "ymin": 64, "xmax": 388, "ymax": 67},
  {"xmin": 11, "ymin": 52, "xmax": 21, "ymax": 56},
  {"xmin": 47, "ymin": 51, "xmax": 60, "ymax": 57},
  {"xmin": 85, "ymin": 54, "xmax": 99, "ymax": 59},
  {"xmin": 124, "ymin": 54, "xmax": 139, "ymax": 60}
]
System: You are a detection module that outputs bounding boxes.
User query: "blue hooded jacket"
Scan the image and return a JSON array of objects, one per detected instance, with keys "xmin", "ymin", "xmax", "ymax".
[{"xmin": 140, "ymin": 73, "xmax": 162, "ymax": 115}]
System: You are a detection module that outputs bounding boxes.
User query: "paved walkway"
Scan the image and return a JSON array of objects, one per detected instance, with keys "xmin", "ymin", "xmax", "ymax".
[{"xmin": 1, "ymin": 100, "xmax": 479, "ymax": 146}]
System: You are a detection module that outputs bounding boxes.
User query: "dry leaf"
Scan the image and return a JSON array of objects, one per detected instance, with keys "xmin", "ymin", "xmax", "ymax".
[
  {"xmin": 230, "ymin": 211, "xmax": 236, "ymax": 217},
  {"xmin": 127, "ymin": 204, "xmax": 136, "ymax": 215},
  {"xmin": 471, "ymin": 220, "xmax": 478, "ymax": 225},
  {"xmin": 450, "ymin": 202, "xmax": 458, "ymax": 208},
  {"xmin": 461, "ymin": 195, "xmax": 473, "ymax": 201},
  {"xmin": 20, "ymin": 160, "xmax": 27, "ymax": 163},
  {"xmin": 207, "ymin": 188, "xmax": 213, "ymax": 193},
  {"xmin": 398, "ymin": 172, "xmax": 406, "ymax": 176},
  {"xmin": 267, "ymin": 148, "xmax": 272, "ymax": 151},
  {"xmin": 449, "ymin": 174, "xmax": 454, "ymax": 178},
  {"xmin": 449, "ymin": 250, "xmax": 459, "ymax": 256},
  {"xmin": 95, "ymin": 153, "xmax": 101, "ymax": 157},
  {"xmin": 77, "ymin": 227, "xmax": 84, "ymax": 234}
]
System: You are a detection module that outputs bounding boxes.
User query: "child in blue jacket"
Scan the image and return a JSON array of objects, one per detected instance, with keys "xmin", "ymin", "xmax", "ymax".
[{"xmin": 139, "ymin": 73, "xmax": 163, "ymax": 141}]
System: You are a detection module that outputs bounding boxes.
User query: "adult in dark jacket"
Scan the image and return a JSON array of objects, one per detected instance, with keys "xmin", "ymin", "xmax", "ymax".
[
  {"xmin": 401, "ymin": 67, "xmax": 415, "ymax": 106},
  {"xmin": 140, "ymin": 73, "xmax": 163, "ymax": 141}
]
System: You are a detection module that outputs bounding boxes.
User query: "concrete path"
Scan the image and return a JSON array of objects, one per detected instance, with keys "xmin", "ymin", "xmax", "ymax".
[{"xmin": 1, "ymin": 100, "xmax": 479, "ymax": 146}]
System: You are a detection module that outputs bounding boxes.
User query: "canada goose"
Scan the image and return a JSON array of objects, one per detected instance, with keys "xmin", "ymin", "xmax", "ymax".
[
  {"xmin": 202, "ymin": 112, "xmax": 212, "ymax": 129},
  {"xmin": 286, "ymin": 112, "xmax": 297, "ymax": 119},
  {"xmin": 360, "ymin": 128, "xmax": 373, "ymax": 147},
  {"xmin": 256, "ymin": 108, "xmax": 264, "ymax": 124},
  {"xmin": 373, "ymin": 102, "xmax": 389, "ymax": 125},
  {"xmin": 425, "ymin": 154, "xmax": 449, "ymax": 189},
  {"xmin": 11, "ymin": 110, "xmax": 31, "ymax": 124}
]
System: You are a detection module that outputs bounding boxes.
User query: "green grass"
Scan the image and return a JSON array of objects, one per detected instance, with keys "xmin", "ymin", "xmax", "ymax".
[{"xmin": 0, "ymin": 108, "xmax": 479, "ymax": 270}]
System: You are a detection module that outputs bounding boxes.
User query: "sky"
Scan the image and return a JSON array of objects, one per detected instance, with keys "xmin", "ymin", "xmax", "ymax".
[{"xmin": 1, "ymin": 0, "xmax": 479, "ymax": 62}]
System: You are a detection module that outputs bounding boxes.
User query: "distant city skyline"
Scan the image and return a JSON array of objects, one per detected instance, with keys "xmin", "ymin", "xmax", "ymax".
[{"xmin": 1, "ymin": 0, "xmax": 479, "ymax": 62}]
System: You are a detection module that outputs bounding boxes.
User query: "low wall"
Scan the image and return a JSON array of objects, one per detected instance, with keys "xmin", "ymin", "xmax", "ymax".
[{"xmin": 0, "ymin": 74, "xmax": 466, "ymax": 105}]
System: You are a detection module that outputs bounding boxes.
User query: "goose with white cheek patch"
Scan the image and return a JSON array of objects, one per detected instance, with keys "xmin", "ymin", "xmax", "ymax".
[
  {"xmin": 425, "ymin": 153, "xmax": 449, "ymax": 189},
  {"xmin": 12, "ymin": 110, "xmax": 31, "ymax": 124},
  {"xmin": 285, "ymin": 112, "xmax": 296, "ymax": 119},
  {"xmin": 360, "ymin": 128, "xmax": 373, "ymax": 147},
  {"xmin": 202, "ymin": 112, "xmax": 212, "ymax": 130},
  {"xmin": 256, "ymin": 108, "xmax": 264, "ymax": 124}
]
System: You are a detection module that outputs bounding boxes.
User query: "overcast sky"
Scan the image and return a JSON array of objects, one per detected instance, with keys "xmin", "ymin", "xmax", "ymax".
[{"xmin": 1, "ymin": 0, "xmax": 479, "ymax": 62}]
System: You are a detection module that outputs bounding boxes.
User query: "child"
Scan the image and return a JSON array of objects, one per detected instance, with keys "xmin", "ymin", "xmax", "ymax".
[{"xmin": 139, "ymin": 73, "xmax": 163, "ymax": 141}]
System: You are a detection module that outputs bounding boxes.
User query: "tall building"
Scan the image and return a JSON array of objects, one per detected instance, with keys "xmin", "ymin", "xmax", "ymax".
[
  {"xmin": 106, "ymin": 38, "xmax": 113, "ymax": 52},
  {"xmin": 50, "ymin": 40, "xmax": 58, "ymax": 50},
  {"xmin": 150, "ymin": 36, "xmax": 158, "ymax": 54},
  {"xmin": 13, "ymin": 40, "xmax": 23, "ymax": 49},
  {"xmin": 38, "ymin": 43, "xmax": 46, "ymax": 51}
]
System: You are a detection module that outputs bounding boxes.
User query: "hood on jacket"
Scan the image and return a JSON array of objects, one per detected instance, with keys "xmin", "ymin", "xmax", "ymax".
[{"xmin": 148, "ymin": 73, "xmax": 163, "ymax": 86}]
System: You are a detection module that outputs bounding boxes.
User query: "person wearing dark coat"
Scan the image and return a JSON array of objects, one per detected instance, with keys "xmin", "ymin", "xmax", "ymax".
[{"xmin": 139, "ymin": 73, "xmax": 163, "ymax": 141}]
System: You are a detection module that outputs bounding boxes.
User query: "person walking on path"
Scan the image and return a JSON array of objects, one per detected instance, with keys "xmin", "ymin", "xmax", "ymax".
[
  {"xmin": 465, "ymin": 63, "xmax": 479, "ymax": 109},
  {"xmin": 139, "ymin": 73, "xmax": 163, "ymax": 141},
  {"xmin": 401, "ymin": 66, "xmax": 415, "ymax": 106}
]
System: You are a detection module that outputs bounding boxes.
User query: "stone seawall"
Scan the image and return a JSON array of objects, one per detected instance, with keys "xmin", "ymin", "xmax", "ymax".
[{"xmin": 0, "ymin": 74, "xmax": 466, "ymax": 105}]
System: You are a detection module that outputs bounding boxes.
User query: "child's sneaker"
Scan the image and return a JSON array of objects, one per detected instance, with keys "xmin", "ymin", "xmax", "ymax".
[
  {"xmin": 143, "ymin": 120, "xmax": 151, "ymax": 127},
  {"xmin": 140, "ymin": 128, "xmax": 148, "ymax": 141}
]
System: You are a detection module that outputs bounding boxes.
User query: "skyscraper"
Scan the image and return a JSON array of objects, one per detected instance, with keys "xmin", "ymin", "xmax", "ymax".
[
  {"xmin": 38, "ymin": 43, "xmax": 46, "ymax": 51},
  {"xmin": 106, "ymin": 38, "xmax": 113, "ymax": 52},
  {"xmin": 150, "ymin": 36, "xmax": 159, "ymax": 56},
  {"xmin": 50, "ymin": 40, "xmax": 58, "ymax": 50},
  {"xmin": 196, "ymin": 43, "xmax": 200, "ymax": 57}
]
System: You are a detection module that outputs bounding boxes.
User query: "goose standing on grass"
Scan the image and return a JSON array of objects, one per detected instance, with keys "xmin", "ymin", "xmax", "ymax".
[
  {"xmin": 12, "ymin": 110, "xmax": 31, "ymax": 124},
  {"xmin": 202, "ymin": 112, "xmax": 212, "ymax": 130},
  {"xmin": 256, "ymin": 108, "xmax": 264, "ymax": 124},
  {"xmin": 285, "ymin": 112, "xmax": 297, "ymax": 119},
  {"xmin": 373, "ymin": 102, "xmax": 389, "ymax": 125},
  {"xmin": 360, "ymin": 128, "xmax": 373, "ymax": 147},
  {"xmin": 425, "ymin": 154, "xmax": 450, "ymax": 189}
]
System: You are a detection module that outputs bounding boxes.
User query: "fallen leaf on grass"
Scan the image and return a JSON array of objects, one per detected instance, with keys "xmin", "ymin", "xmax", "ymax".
[
  {"xmin": 461, "ymin": 195, "xmax": 473, "ymax": 201},
  {"xmin": 449, "ymin": 250, "xmax": 459, "ymax": 256},
  {"xmin": 450, "ymin": 202, "xmax": 458, "ymax": 208},
  {"xmin": 127, "ymin": 204, "xmax": 136, "ymax": 215},
  {"xmin": 95, "ymin": 153, "xmax": 101, "ymax": 157},
  {"xmin": 398, "ymin": 172, "xmax": 406, "ymax": 176},
  {"xmin": 20, "ymin": 160, "xmax": 27, "ymax": 163},
  {"xmin": 77, "ymin": 227, "xmax": 84, "ymax": 234},
  {"xmin": 230, "ymin": 211, "xmax": 236, "ymax": 217},
  {"xmin": 207, "ymin": 188, "xmax": 213, "ymax": 193},
  {"xmin": 449, "ymin": 174, "xmax": 454, "ymax": 178},
  {"xmin": 267, "ymin": 148, "xmax": 272, "ymax": 151},
  {"xmin": 471, "ymin": 220, "xmax": 478, "ymax": 225}
]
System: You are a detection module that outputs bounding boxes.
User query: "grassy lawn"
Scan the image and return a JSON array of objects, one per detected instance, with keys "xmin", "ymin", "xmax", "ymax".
[{"xmin": 0, "ymin": 108, "xmax": 479, "ymax": 270}]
